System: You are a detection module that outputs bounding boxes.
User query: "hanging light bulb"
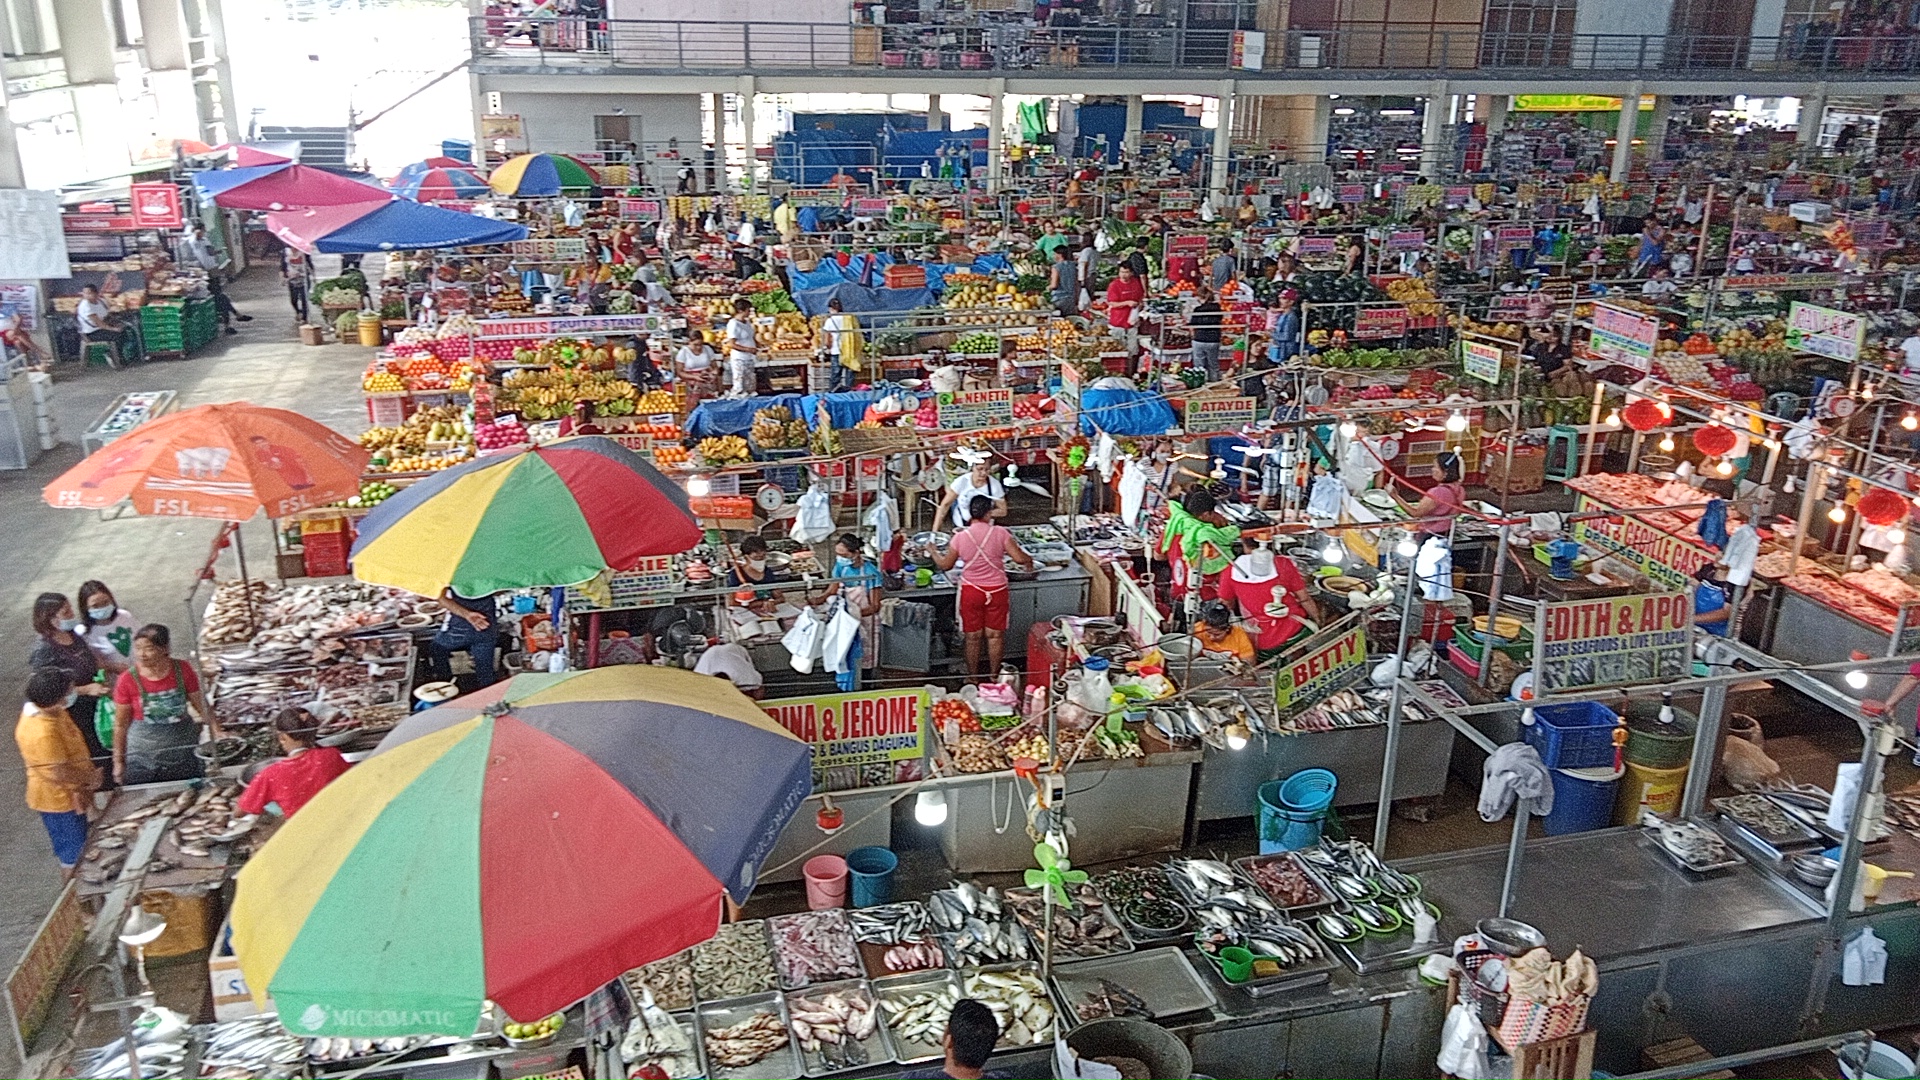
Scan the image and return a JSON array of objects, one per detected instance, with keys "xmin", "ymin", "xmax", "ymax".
[
  {"xmin": 1903, "ymin": 412, "xmax": 1917, "ymax": 431},
  {"xmin": 1224, "ymin": 723, "xmax": 1251, "ymax": 751},
  {"xmin": 1396, "ymin": 537, "xmax": 1419, "ymax": 558},
  {"xmin": 687, "ymin": 474, "xmax": 712, "ymax": 497},
  {"xmin": 1656, "ymin": 397, "xmax": 1672, "ymax": 418},
  {"xmin": 1890, "ymin": 527, "xmax": 1908, "ymax": 546},
  {"xmin": 1846, "ymin": 652, "xmax": 1873, "ymax": 690},
  {"xmin": 1785, "ymin": 475, "xmax": 1797, "ymax": 495},
  {"xmin": 1862, "ymin": 381, "xmax": 1876, "ymax": 401},
  {"xmin": 1445, "ymin": 410, "xmax": 1468, "ymax": 433},
  {"xmin": 1830, "ymin": 504, "xmax": 1848, "ymax": 524},
  {"xmin": 914, "ymin": 789, "xmax": 948, "ymax": 827},
  {"xmin": 1715, "ymin": 458, "xmax": 1734, "ymax": 477},
  {"xmin": 1605, "ymin": 408, "xmax": 1622, "ymax": 427},
  {"xmin": 1763, "ymin": 435, "xmax": 1781, "ymax": 451},
  {"xmin": 1658, "ymin": 433, "xmax": 1675, "ymax": 452},
  {"xmin": 1338, "ymin": 420, "xmax": 1359, "ymax": 439},
  {"xmin": 1322, "ymin": 539, "xmax": 1345, "ymax": 563}
]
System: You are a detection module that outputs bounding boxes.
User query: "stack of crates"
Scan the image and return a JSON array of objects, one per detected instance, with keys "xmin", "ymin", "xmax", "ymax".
[
  {"xmin": 299, "ymin": 517, "xmax": 353, "ymax": 578},
  {"xmin": 183, "ymin": 298, "xmax": 218, "ymax": 352},
  {"xmin": 140, "ymin": 302, "xmax": 187, "ymax": 357}
]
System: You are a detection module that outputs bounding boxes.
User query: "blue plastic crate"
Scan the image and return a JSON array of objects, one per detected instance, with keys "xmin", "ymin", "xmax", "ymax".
[{"xmin": 1523, "ymin": 700, "xmax": 1621, "ymax": 769}]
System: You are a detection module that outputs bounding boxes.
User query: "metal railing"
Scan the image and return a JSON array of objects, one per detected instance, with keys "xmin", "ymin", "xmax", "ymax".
[{"xmin": 470, "ymin": 16, "xmax": 1920, "ymax": 77}]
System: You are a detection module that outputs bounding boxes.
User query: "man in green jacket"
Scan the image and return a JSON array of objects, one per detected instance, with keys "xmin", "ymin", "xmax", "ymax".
[{"xmin": 1160, "ymin": 488, "xmax": 1241, "ymax": 608}]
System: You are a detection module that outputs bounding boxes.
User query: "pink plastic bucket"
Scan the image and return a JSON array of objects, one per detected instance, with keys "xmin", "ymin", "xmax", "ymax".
[{"xmin": 803, "ymin": 854, "xmax": 849, "ymax": 910}]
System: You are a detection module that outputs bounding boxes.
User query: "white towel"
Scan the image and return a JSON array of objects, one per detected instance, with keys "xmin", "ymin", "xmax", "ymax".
[
  {"xmin": 1478, "ymin": 742, "xmax": 1554, "ymax": 822},
  {"xmin": 1416, "ymin": 536, "xmax": 1454, "ymax": 602},
  {"xmin": 1118, "ymin": 457, "xmax": 1149, "ymax": 528},
  {"xmin": 1723, "ymin": 523, "xmax": 1760, "ymax": 587},
  {"xmin": 867, "ymin": 492, "xmax": 898, "ymax": 557}
]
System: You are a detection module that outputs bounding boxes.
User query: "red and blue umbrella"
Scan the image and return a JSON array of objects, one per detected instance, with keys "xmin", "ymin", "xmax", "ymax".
[
  {"xmin": 388, "ymin": 166, "xmax": 490, "ymax": 203},
  {"xmin": 265, "ymin": 199, "xmax": 528, "ymax": 254},
  {"xmin": 193, "ymin": 162, "xmax": 387, "ymax": 210}
]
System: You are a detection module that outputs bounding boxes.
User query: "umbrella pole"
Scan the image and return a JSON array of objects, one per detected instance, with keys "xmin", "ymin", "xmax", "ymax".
[{"xmin": 231, "ymin": 521, "xmax": 256, "ymax": 635}]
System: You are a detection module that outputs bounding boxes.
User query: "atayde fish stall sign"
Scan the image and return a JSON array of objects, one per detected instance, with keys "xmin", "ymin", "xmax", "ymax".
[
  {"xmin": 763, "ymin": 688, "xmax": 929, "ymax": 792},
  {"xmin": 1275, "ymin": 624, "xmax": 1368, "ymax": 715},
  {"xmin": 1534, "ymin": 591, "xmax": 1692, "ymax": 693}
]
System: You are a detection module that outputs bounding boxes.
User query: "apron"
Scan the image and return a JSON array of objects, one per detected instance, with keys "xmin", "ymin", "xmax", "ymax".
[{"xmin": 123, "ymin": 662, "xmax": 203, "ymax": 786}]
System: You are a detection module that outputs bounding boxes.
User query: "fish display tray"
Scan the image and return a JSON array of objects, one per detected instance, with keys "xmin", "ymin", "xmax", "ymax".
[
  {"xmin": 1192, "ymin": 934, "xmax": 1339, "ymax": 998},
  {"xmin": 1005, "ymin": 886, "xmax": 1135, "ymax": 963},
  {"xmin": 768, "ymin": 909, "xmax": 864, "ymax": 990},
  {"xmin": 691, "ymin": 920, "xmax": 779, "ymax": 1003},
  {"xmin": 858, "ymin": 938, "xmax": 946, "ymax": 980},
  {"xmin": 784, "ymin": 977, "xmax": 894, "ymax": 1077},
  {"xmin": 1320, "ymin": 921, "xmax": 1449, "ymax": 976},
  {"xmin": 695, "ymin": 992, "xmax": 801, "ymax": 1080},
  {"xmin": 1646, "ymin": 827, "xmax": 1747, "ymax": 875},
  {"xmin": 1713, "ymin": 795, "xmax": 1823, "ymax": 854},
  {"xmin": 957, "ymin": 962, "xmax": 1056, "ymax": 1050},
  {"xmin": 618, "ymin": 1010, "xmax": 706, "ymax": 1080},
  {"xmin": 1232, "ymin": 853, "xmax": 1337, "ymax": 914},
  {"xmin": 1049, "ymin": 947, "xmax": 1218, "ymax": 1021},
  {"xmin": 871, "ymin": 969, "xmax": 962, "ymax": 1065}
]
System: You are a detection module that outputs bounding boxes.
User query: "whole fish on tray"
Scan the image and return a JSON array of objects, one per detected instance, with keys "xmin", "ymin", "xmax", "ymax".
[
  {"xmin": 849, "ymin": 902, "xmax": 930, "ymax": 945},
  {"xmin": 929, "ymin": 882, "xmax": 1030, "ymax": 965}
]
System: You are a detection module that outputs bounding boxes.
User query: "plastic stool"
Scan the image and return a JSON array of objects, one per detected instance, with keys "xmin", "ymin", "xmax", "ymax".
[
  {"xmin": 83, "ymin": 341, "xmax": 117, "ymax": 368},
  {"xmin": 1543, "ymin": 424, "xmax": 1581, "ymax": 480}
]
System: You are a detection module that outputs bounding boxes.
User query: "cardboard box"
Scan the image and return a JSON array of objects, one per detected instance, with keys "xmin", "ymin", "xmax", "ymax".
[
  {"xmin": 209, "ymin": 915, "xmax": 265, "ymax": 1020},
  {"xmin": 299, "ymin": 324, "xmax": 325, "ymax": 346}
]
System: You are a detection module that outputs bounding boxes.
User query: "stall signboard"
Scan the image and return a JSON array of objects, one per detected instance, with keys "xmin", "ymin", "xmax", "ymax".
[
  {"xmin": 1166, "ymin": 232, "xmax": 1211, "ymax": 261},
  {"xmin": 1378, "ymin": 162, "xmax": 1405, "ymax": 174},
  {"xmin": 1496, "ymin": 225, "xmax": 1534, "ymax": 251},
  {"xmin": 1852, "ymin": 219, "xmax": 1890, "ymax": 248},
  {"xmin": 1568, "ymin": 494, "xmax": 1717, "ymax": 589},
  {"xmin": 1230, "ymin": 28, "xmax": 1266, "ymax": 69},
  {"xmin": 1260, "ymin": 177, "xmax": 1291, "ymax": 194},
  {"xmin": 1352, "ymin": 306, "xmax": 1409, "ymax": 340},
  {"xmin": 937, "ymin": 387, "xmax": 1014, "ymax": 429},
  {"xmin": 787, "ymin": 188, "xmax": 844, "ymax": 207},
  {"xmin": 609, "ymin": 431, "xmax": 654, "ymax": 460},
  {"xmin": 6, "ymin": 880, "xmax": 84, "ymax": 1062},
  {"xmin": 1295, "ymin": 236, "xmax": 1338, "ymax": 256},
  {"xmin": 1185, "ymin": 394, "xmax": 1256, "ymax": 432},
  {"xmin": 762, "ymin": 687, "xmax": 928, "ymax": 791},
  {"xmin": 1445, "ymin": 186, "xmax": 1473, "ymax": 207},
  {"xmin": 617, "ymin": 198, "xmax": 664, "ymax": 221},
  {"xmin": 1785, "ymin": 301, "xmax": 1865, "ymax": 362},
  {"xmin": 1588, "ymin": 302, "xmax": 1659, "ymax": 372},
  {"xmin": 851, "ymin": 197, "xmax": 891, "ymax": 217},
  {"xmin": 0, "ymin": 283, "xmax": 38, "ymax": 330},
  {"xmin": 1336, "ymin": 184, "xmax": 1368, "ymax": 204},
  {"xmin": 1460, "ymin": 338, "xmax": 1505, "ymax": 384},
  {"xmin": 479, "ymin": 114, "xmax": 525, "ymax": 140},
  {"xmin": 1160, "ymin": 191, "xmax": 1198, "ymax": 212},
  {"xmin": 1721, "ymin": 272, "xmax": 1842, "ymax": 291},
  {"xmin": 1274, "ymin": 623, "xmax": 1368, "ymax": 716},
  {"xmin": 1893, "ymin": 601, "xmax": 1920, "ymax": 655},
  {"xmin": 129, "ymin": 183, "xmax": 183, "ymax": 228},
  {"xmin": 507, "ymin": 238, "xmax": 588, "ymax": 261},
  {"xmin": 1386, "ymin": 230, "xmax": 1427, "ymax": 251},
  {"xmin": 1534, "ymin": 591, "xmax": 1693, "ymax": 693},
  {"xmin": 62, "ymin": 212, "xmax": 136, "ymax": 232},
  {"xmin": 476, "ymin": 314, "xmax": 665, "ymax": 338}
]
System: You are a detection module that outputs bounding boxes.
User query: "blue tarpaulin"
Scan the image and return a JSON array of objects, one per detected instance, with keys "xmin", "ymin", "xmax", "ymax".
[
  {"xmin": 1078, "ymin": 388, "xmax": 1178, "ymax": 436},
  {"xmin": 791, "ymin": 282, "xmax": 935, "ymax": 324},
  {"xmin": 881, "ymin": 127, "xmax": 989, "ymax": 178},
  {"xmin": 771, "ymin": 129, "xmax": 878, "ymax": 186},
  {"xmin": 687, "ymin": 389, "xmax": 928, "ymax": 436}
]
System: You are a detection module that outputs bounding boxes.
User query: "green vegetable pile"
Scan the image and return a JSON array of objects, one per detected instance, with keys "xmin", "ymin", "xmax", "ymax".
[
  {"xmin": 743, "ymin": 289, "xmax": 797, "ymax": 315},
  {"xmin": 954, "ymin": 331, "xmax": 1000, "ymax": 354}
]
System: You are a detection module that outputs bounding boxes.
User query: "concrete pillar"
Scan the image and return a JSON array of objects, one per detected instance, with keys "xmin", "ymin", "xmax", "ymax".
[
  {"xmin": 197, "ymin": 0, "xmax": 238, "ymax": 145},
  {"xmin": 1209, "ymin": 79, "xmax": 1235, "ymax": 207},
  {"xmin": 1610, "ymin": 82, "xmax": 1641, "ymax": 182},
  {"xmin": 985, "ymin": 79, "xmax": 1005, "ymax": 193},
  {"xmin": 1484, "ymin": 94, "xmax": 1510, "ymax": 135},
  {"xmin": 1799, "ymin": 86, "xmax": 1828, "ymax": 152},
  {"xmin": 51, "ymin": 0, "xmax": 116, "ymax": 85},
  {"xmin": 707, "ymin": 91, "xmax": 723, "ymax": 190},
  {"xmin": 0, "ymin": 77, "xmax": 26, "ymax": 189},
  {"xmin": 138, "ymin": 0, "xmax": 190, "ymax": 70},
  {"xmin": 1646, "ymin": 94, "xmax": 1672, "ymax": 163},
  {"xmin": 1309, "ymin": 95, "xmax": 1332, "ymax": 165},
  {"xmin": 736, "ymin": 75, "xmax": 755, "ymax": 194},
  {"xmin": 1123, "ymin": 94, "xmax": 1143, "ymax": 159},
  {"xmin": 1419, "ymin": 82, "xmax": 1448, "ymax": 180},
  {"xmin": 928, "ymin": 93, "xmax": 943, "ymax": 131}
]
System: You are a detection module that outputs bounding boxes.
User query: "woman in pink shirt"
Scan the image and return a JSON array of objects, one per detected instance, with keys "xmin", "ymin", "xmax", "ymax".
[
  {"xmin": 1401, "ymin": 451, "xmax": 1466, "ymax": 535},
  {"xmin": 926, "ymin": 495, "xmax": 1034, "ymax": 674}
]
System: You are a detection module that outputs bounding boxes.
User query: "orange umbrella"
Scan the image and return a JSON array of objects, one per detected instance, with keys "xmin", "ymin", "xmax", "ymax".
[{"xmin": 44, "ymin": 403, "xmax": 369, "ymax": 520}]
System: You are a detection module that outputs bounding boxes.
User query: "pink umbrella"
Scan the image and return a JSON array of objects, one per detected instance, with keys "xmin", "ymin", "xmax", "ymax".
[
  {"xmin": 193, "ymin": 163, "xmax": 385, "ymax": 211},
  {"xmin": 233, "ymin": 145, "xmax": 295, "ymax": 166}
]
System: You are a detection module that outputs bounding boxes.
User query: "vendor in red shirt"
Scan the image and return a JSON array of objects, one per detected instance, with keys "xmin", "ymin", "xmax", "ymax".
[
  {"xmin": 1218, "ymin": 539, "xmax": 1320, "ymax": 660},
  {"xmin": 237, "ymin": 708, "xmax": 350, "ymax": 818},
  {"xmin": 1105, "ymin": 264, "xmax": 1145, "ymax": 331}
]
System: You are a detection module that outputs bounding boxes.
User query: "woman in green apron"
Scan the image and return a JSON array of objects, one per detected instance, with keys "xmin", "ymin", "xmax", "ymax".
[{"xmin": 110, "ymin": 624, "xmax": 220, "ymax": 786}]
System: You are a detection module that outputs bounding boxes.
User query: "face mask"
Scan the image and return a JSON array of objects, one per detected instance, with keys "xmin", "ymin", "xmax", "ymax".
[
  {"xmin": 87, "ymin": 605, "xmax": 114, "ymax": 621},
  {"xmin": 835, "ymin": 555, "xmax": 856, "ymax": 572},
  {"xmin": 748, "ymin": 558, "xmax": 766, "ymax": 571},
  {"xmin": 61, "ymin": 692, "xmax": 76, "ymax": 709},
  {"xmin": 55, "ymin": 617, "xmax": 79, "ymax": 632}
]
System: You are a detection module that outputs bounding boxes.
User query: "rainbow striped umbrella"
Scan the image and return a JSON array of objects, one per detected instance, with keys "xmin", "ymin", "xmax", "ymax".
[
  {"xmin": 487, "ymin": 153, "xmax": 599, "ymax": 196},
  {"xmin": 230, "ymin": 666, "xmax": 813, "ymax": 1037},
  {"xmin": 348, "ymin": 436, "xmax": 701, "ymax": 598}
]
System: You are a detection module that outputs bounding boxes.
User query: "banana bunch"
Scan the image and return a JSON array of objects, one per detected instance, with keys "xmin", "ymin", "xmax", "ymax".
[{"xmin": 696, "ymin": 435, "xmax": 750, "ymax": 464}]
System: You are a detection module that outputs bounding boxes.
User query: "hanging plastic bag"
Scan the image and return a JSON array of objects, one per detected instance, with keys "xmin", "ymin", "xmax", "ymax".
[
  {"xmin": 791, "ymin": 484, "xmax": 835, "ymax": 545},
  {"xmin": 1436, "ymin": 1002, "xmax": 1492, "ymax": 1079},
  {"xmin": 783, "ymin": 607, "xmax": 826, "ymax": 673},
  {"xmin": 822, "ymin": 601, "xmax": 863, "ymax": 674}
]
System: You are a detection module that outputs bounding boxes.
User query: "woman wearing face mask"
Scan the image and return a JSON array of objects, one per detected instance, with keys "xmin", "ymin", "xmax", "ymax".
[
  {"xmin": 110, "ymin": 624, "xmax": 219, "ymax": 786},
  {"xmin": 76, "ymin": 581, "xmax": 137, "ymax": 675},
  {"xmin": 827, "ymin": 533, "xmax": 884, "ymax": 684},
  {"xmin": 18, "ymin": 667, "xmax": 101, "ymax": 870},
  {"xmin": 727, "ymin": 535, "xmax": 783, "ymax": 591},
  {"xmin": 29, "ymin": 593, "xmax": 112, "ymax": 780}
]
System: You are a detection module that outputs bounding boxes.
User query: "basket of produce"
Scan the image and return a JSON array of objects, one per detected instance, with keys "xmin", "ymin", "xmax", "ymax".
[{"xmin": 495, "ymin": 1011, "xmax": 565, "ymax": 1048}]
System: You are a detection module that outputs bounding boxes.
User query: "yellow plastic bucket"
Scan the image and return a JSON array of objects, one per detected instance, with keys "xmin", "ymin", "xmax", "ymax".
[
  {"xmin": 1615, "ymin": 760, "xmax": 1689, "ymax": 824},
  {"xmin": 357, "ymin": 313, "xmax": 383, "ymax": 347}
]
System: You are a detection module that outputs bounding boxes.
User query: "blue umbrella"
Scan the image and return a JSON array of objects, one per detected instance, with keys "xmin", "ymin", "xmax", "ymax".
[{"xmin": 265, "ymin": 199, "xmax": 528, "ymax": 253}]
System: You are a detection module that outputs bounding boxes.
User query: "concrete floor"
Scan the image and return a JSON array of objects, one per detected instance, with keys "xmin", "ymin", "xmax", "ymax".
[{"xmin": 0, "ymin": 271, "xmax": 375, "ymax": 1072}]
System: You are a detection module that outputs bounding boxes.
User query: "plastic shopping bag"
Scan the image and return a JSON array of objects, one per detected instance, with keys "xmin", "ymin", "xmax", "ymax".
[
  {"xmin": 782, "ymin": 608, "xmax": 826, "ymax": 673},
  {"xmin": 791, "ymin": 484, "xmax": 835, "ymax": 545}
]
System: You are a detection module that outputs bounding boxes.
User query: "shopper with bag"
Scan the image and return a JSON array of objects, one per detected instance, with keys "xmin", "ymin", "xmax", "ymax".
[{"xmin": 925, "ymin": 495, "xmax": 1035, "ymax": 674}]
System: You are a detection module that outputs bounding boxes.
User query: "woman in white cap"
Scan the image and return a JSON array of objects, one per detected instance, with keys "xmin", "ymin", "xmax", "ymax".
[
  {"xmin": 933, "ymin": 451, "xmax": 1007, "ymax": 531},
  {"xmin": 1218, "ymin": 538, "xmax": 1320, "ymax": 661}
]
